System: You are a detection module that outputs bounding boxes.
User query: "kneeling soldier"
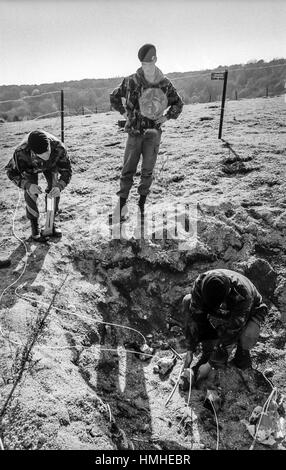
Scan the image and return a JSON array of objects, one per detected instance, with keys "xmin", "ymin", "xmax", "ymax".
[
  {"xmin": 183, "ymin": 268, "xmax": 267, "ymax": 374},
  {"xmin": 6, "ymin": 130, "xmax": 72, "ymax": 241}
]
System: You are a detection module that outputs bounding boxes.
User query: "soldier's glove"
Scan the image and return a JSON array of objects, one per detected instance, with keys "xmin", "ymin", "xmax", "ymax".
[
  {"xmin": 182, "ymin": 294, "xmax": 192, "ymax": 314},
  {"xmin": 240, "ymin": 320, "xmax": 260, "ymax": 350},
  {"xmin": 155, "ymin": 116, "xmax": 168, "ymax": 125},
  {"xmin": 196, "ymin": 362, "xmax": 212, "ymax": 382},
  {"xmin": 48, "ymin": 186, "xmax": 61, "ymax": 198},
  {"xmin": 27, "ymin": 183, "xmax": 42, "ymax": 196}
]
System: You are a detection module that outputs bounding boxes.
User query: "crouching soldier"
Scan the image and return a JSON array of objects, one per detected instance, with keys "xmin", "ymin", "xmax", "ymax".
[
  {"xmin": 183, "ymin": 269, "xmax": 268, "ymax": 374},
  {"xmin": 6, "ymin": 130, "xmax": 72, "ymax": 241}
]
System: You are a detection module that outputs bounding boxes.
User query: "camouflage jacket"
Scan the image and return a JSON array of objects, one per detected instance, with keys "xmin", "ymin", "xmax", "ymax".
[
  {"xmin": 110, "ymin": 66, "xmax": 183, "ymax": 135},
  {"xmin": 5, "ymin": 131, "xmax": 72, "ymax": 190},
  {"xmin": 184, "ymin": 269, "xmax": 267, "ymax": 351}
]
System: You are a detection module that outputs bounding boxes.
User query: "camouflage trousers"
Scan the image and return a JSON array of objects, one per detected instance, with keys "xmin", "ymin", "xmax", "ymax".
[
  {"xmin": 24, "ymin": 171, "xmax": 59, "ymax": 221},
  {"xmin": 117, "ymin": 128, "xmax": 162, "ymax": 199}
]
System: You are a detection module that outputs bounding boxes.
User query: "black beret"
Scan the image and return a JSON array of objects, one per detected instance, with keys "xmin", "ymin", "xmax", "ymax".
[{"xmin": 138, "ymin": 44, "xmax": 156, "ymax": 62}]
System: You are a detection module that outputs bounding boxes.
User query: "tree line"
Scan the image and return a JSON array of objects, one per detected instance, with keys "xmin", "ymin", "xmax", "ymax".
[{"xmin": 0, "ymin": 58, "xmax": 285, "ymax": 122}]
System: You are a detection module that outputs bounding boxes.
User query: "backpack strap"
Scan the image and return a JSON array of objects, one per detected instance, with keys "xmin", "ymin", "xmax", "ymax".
[{"xmin": 126, "ymin": 74, "xmax": 139, "ymax": 109}]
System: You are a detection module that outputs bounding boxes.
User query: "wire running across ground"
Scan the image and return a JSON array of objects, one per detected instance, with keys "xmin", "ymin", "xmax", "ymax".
[
  {"xmin": 0, "ymin": 189, "xmax": 28, "ymax": 346},
  {"xmin": 249, "ymin": 373, "xmax": 277, "ymax": 450},
  {"xmin": 0, "ymin": 182, "xmax": 148, "ymax": 346},
  {"xmin": 209, "ymin": 398, "xmax": 220, "ymax": 451},
  {"xmin": 0, "ymin": 185, "xmax": 150, "ymax": 451}
]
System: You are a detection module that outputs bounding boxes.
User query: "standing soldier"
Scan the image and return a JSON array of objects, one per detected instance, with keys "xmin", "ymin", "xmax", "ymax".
[
  {"xmin": 182, "ymin": 269, "xmax": 268, "ymax": 375},
  {"xmin": 6, "ymin": 130, "xmax": 72, "ymax": 242},
  {"xmin": 110, "ymin": 43, "xmax": 183, "ymax": 221}
]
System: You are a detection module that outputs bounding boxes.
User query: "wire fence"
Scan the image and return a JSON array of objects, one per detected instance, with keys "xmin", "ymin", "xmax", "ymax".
[
  {"xmin": 0, "ymin": 62, "xmax": 285, "ymax": 124},
  {"xmin": 0, "ymin": 60, "xmax": 284, "ymax": 153},
  {"xmin": 0, "ymin": 90, "xmax": 61, "ymax": 105}
]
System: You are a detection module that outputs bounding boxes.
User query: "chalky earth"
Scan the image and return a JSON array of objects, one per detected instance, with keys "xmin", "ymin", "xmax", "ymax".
[{"xmin": 0, "ymin": 96, "xmax": 286, "ymax": 450}]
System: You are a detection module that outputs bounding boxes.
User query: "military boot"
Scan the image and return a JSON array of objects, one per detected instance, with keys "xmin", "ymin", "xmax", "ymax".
[
  {"xmin": 138, "ymin": 195, "xmax": 146, "ymax": 213},
  {"xmin": 51, "ymin": 223, "xmax": 62, "ymax": 238},
  {"xmin": 134, "ymin": 203, "xmax": 146, "ymax": 240},
  {"xmin": 30, "ymin": 219, "xmax": 48, "ymax": 243},
  {"xmin": 109, "ymin": 197, "xmax": 128, "ymax": 225},
  {"xmin": 232, "ymin": 345, "xmax": 252, "ymax": 370}
]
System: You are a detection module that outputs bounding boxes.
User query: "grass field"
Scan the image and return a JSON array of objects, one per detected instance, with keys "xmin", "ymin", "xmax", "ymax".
[{"xmin": 0, "ymin": 96, "xmax": 286, "ymax": 450}]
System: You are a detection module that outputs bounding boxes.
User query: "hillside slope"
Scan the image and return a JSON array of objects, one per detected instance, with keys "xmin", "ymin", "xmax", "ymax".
[
  {"xmin": 0, "ymin": 58, "xmax": 285, "ymax": 121},
  {"xmin": 0, "ymin": 96, "xmax": 286, "ymax": 450}
]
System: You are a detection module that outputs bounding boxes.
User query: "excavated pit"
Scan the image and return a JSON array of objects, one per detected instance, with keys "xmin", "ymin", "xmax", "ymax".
[
  {"xmin": 64, "ymin": 225, "xmax": 286, "ymax": 450},
  {"xmin": 1, "ymin": 199, "xmax": 286, "ymax": 450}
]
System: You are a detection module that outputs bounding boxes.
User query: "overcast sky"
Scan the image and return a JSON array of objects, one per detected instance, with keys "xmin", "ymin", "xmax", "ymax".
[{"xmin": 0, "ymin": 0, "xmax": 285, "ymax": 85}]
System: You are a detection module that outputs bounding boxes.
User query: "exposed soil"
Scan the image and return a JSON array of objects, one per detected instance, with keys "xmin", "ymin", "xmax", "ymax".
[{"xmin": 0, "ymin": 96, "xmax": 286, "ymax": 450}]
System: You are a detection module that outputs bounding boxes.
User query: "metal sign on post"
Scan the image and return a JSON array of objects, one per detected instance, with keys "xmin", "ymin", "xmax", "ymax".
[
  {"xmin": 211, "ymin": 70, "xmax": 228, "ymax": 139},
  {"xmin": 211, "ymin": 72, "xmax": 225, "ymax": 80}
]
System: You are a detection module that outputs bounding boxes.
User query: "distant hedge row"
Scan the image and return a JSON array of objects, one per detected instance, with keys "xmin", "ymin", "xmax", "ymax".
[{"xmin": 0, "ymin": 58, "xmax": 285, "ymax": 122}]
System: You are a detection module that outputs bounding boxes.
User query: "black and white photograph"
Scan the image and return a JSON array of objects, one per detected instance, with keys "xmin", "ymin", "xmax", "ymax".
[{"xmin": 0, "ymin": 0, "xmax": 286, "ymax": 458}]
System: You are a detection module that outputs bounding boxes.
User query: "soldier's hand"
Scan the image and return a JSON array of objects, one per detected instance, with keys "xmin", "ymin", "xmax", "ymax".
[
  {"xmin": 48, "ymin": 186, "xmax": 61, "ymax": 198},
  {"xmin": 197, "ymin": 362, "xmax": 212, "ymax": 381},
  {"xmin": 184, "ymin": 350, "xmax": 193, "ymax": 369},
  {"xmin": 182, "ymin": 294, "xmax": 192, "ymax": 314},
  {"xmin": 240, "ymin": 320, "xmax": 260, "ymax": 350},
  {"xmin": 123, "ymin": 112, "xmax": 127, "ymax": 119},
  {"xmin": 155, "ymin": 115, "xmax": 168, "ymax": 125},
  {"xmin": 28, "ymin": 184, "xmax": 42, "ymax": 196}
]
